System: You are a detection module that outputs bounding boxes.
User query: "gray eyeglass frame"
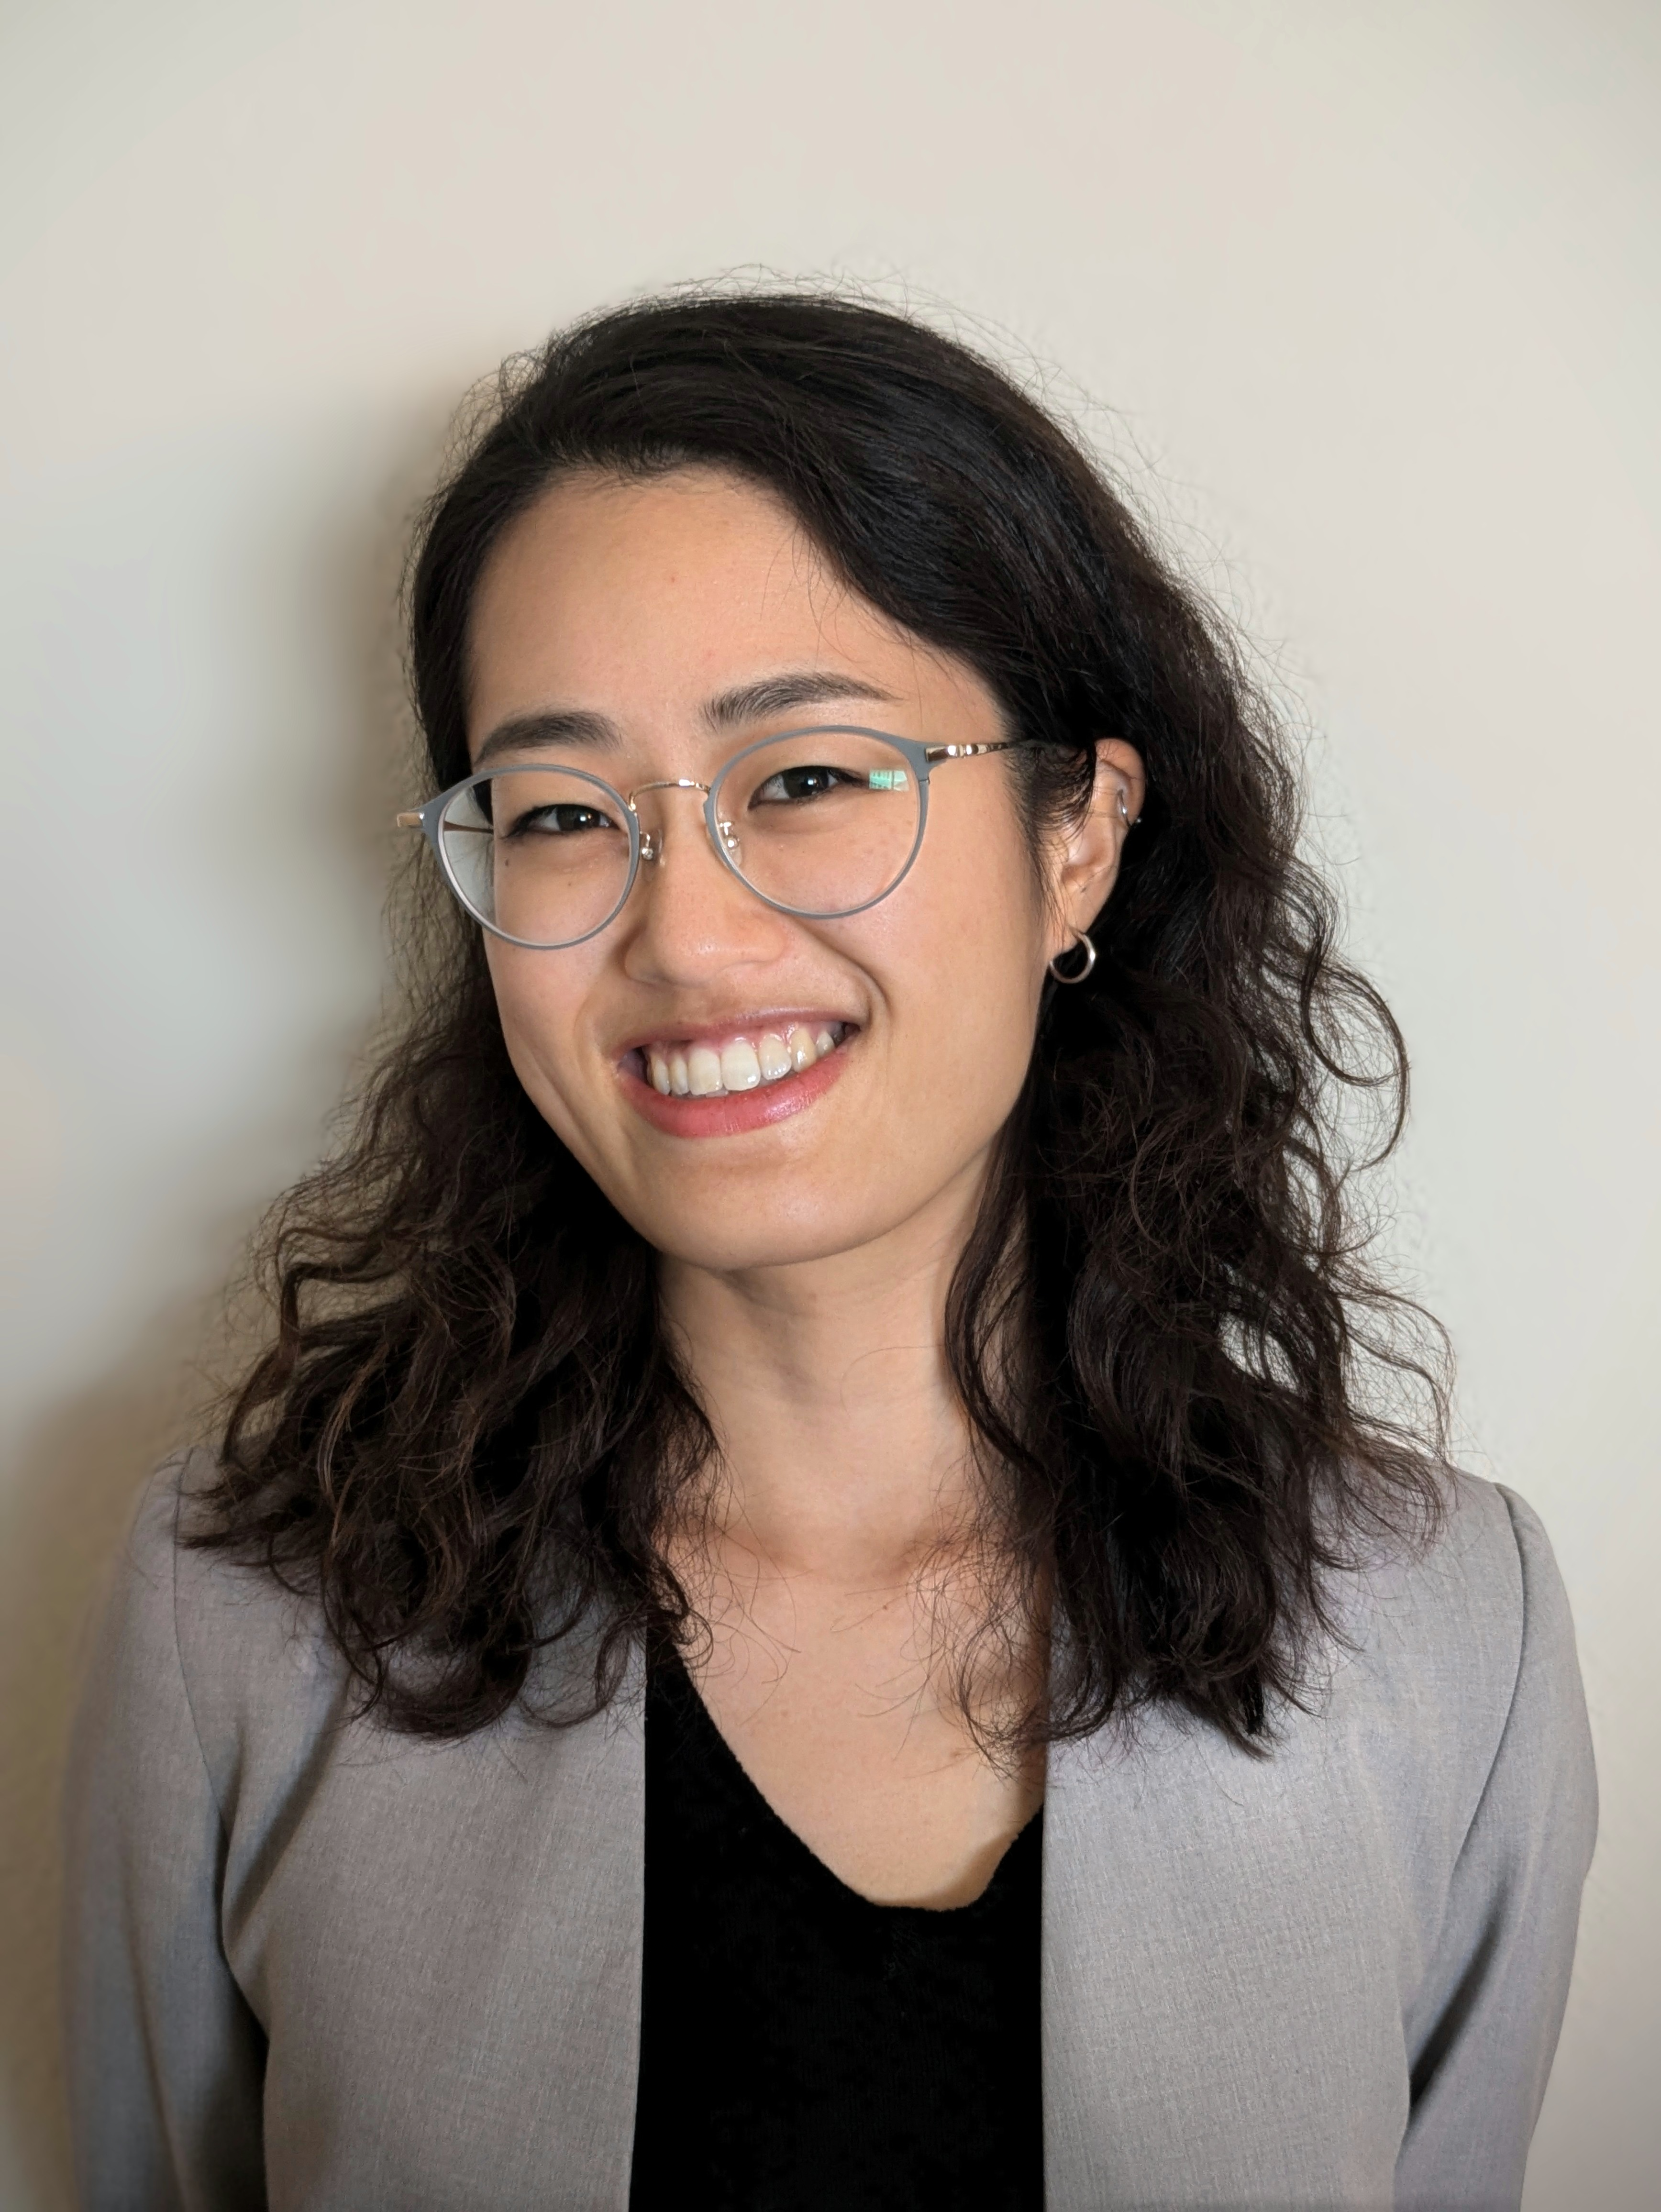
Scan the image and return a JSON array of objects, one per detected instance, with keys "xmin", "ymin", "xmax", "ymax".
[{"xmin": 395, "ymin": 724, "xmax": 1020, "ymax": 951}]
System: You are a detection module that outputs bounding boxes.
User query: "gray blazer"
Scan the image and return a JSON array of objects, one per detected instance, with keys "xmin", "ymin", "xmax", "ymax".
[{"xmin": 63, "ymin": 1456, "xmax": 1595, "ymax": 2211}]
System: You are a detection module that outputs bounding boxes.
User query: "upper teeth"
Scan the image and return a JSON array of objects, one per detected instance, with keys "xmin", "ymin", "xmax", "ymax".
[{"xmin": 645, "ymin": 1024, "xmax": 843, "ymax": 1098}]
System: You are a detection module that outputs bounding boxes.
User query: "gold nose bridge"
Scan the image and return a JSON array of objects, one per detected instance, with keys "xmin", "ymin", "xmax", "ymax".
[
  {"xmin": 628, "ymin": 778, "xmax": 709, "ymax": 800},
  {"xmin": 627, "ymin": 776, "xmax": 742, "ymax": 866}
]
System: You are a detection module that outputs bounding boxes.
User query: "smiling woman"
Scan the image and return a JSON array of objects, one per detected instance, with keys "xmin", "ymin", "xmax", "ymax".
[{"xmin": 62, "ymin": 294, "xmax": 1595, "ymax": 2211}]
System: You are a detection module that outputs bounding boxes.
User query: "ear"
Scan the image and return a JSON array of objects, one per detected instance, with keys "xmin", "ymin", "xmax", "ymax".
[{"xmin": 1046, "ymin": 739, "xmax": 1146, "ymax": 963}]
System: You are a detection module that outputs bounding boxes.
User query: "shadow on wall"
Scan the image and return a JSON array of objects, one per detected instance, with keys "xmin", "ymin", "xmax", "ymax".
[
  {"xmin": 0, "ymin": 411, "xmax": 449, "ymax": 2207},
  {"xmin": 0, "ymin": 1287, "xmax": 240, "ymax": 2211}
]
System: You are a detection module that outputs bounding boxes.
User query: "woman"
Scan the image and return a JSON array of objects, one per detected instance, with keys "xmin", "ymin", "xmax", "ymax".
[{"xmin": 64, "ymin": 292, "xmax": 1595, "ymax": 2211}]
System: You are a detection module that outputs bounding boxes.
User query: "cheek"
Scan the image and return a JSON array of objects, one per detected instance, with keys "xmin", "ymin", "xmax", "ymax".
[
  {"xmin": 917, "ymin": 922, "xmax": 1043, "ymax": 1122},
  {"xmin": 483, "ymin": 944, "xmax": 597, "ymax": 1140},
  {"xmin": 865, "ymin": 814, "xmax": 1048, "ymax": 1137}
]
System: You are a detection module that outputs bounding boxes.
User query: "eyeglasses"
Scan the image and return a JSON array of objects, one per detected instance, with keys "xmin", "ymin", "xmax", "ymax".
[{"xmin": 396, "ymin": 725, "xmax": 1019, "ymax": 950}]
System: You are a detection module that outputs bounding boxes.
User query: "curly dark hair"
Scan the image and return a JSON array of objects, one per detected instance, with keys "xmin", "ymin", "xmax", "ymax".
[{"xmin": 199, "ymin": 288, "xmax": 1447, "ymax": 1753}]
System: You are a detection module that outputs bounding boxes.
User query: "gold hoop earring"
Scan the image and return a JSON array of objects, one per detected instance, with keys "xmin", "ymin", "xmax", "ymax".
[{"xmin": 1048, "ymin": 931, "xmax": 1096, "ymax": 984}]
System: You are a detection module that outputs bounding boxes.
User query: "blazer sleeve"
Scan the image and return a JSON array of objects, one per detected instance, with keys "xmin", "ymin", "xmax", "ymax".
[
  {"xmin": 61, "ymin": 1469, "xmax": 268, "ymax": 2212},
  {"xmin": 1395, "ymin": 1486, "xmax": 1597, "ymax": 2211}
]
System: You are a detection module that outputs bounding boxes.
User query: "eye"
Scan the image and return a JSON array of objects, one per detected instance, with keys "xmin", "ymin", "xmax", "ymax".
[
  {"xmin": 751, "ymin": 763, "xmax": 861, "ymax": 806},
  {"xmin": 503, "ymin": 801, "xmax": 620, "ymax": 837}
]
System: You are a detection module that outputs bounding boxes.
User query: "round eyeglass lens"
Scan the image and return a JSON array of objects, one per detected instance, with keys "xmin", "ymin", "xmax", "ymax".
[
  {"xmin": 710, "ymin": 729, "xmax": 925, "ymax": 918},
  {"xmin": 437, "ymin": 766, "xmax": 634, "ymax": 948}
]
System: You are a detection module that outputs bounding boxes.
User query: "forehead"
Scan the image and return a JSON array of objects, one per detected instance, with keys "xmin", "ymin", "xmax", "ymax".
[{"xmin": 464, "ymin": 466, "xmax": 973, "ymax": 751}]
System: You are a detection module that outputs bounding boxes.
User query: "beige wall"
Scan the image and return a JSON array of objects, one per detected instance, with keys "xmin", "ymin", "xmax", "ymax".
[{"xmin": 2, "ymin": 0, "xmax": 1656, "ymax": 2201}]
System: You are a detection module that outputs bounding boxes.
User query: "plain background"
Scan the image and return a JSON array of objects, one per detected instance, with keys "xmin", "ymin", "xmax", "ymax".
[{"xmin": 1, "ymin": 0, "xmax": 1656, "ymax": 2202}]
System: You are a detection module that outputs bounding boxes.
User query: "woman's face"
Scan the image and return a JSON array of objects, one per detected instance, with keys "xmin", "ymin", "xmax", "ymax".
[{"xmin": 466, "ymin": 467, "xmax": 1139, "ymax": 1273}]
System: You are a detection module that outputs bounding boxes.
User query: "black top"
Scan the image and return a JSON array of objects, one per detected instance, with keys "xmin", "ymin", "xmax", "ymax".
[{"xmin": 629, "ymin": 1651, "xmax": 1044, "ymax": 2212}]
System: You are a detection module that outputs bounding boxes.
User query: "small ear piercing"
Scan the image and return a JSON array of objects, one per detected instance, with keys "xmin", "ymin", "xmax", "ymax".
[
  {"xmin": 1048, "ymin": 931, "xmax": 1096, "ymax": 984},
  {"xmin": 1117, "ymin": 790, "xmax": 1132, "ymax": 826}
]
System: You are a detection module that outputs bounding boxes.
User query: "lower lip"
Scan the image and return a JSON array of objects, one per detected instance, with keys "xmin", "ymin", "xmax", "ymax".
[{"xmin": 620, "ymin": 1038, "xmax": 852, "ymax": 1137}]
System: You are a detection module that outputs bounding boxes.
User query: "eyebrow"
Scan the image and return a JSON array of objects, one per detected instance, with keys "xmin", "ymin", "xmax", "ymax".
[
  {"xmin": 470, "ymin": 672, "xmax": 898, "ymax": 768},
  {"xmin": 472, "ymin": 708, "xmax": 618, "ymax": 768},
  {"xmin": 702, "ymin": 672, "xmax": 897, "ymax": 729}
]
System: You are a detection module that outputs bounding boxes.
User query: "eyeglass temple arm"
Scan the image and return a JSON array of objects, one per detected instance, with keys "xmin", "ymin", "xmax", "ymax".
[{"xmin": 923, "ymin": 741, "xmax": 1021, "ymax": 764}]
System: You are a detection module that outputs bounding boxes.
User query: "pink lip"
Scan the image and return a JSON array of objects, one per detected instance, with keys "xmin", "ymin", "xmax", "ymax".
[{"xmin": 621, "ymin": 1036, "xmax": 851, "ymax": 1137}]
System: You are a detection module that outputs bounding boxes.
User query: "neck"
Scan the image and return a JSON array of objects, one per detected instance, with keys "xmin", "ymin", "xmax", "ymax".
[{"xmin": 657, "ymin": 1162, "xmax": 988, "ymax": 1585}]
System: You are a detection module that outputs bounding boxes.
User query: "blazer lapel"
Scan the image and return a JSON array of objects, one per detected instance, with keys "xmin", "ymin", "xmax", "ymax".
[{"xmin": 1041, "ymin": 1709, "xmax": 1406, "ymax": 2209}]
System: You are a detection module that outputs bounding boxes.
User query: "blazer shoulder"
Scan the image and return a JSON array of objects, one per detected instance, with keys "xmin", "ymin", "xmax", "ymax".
[
  {"xmin": 1349, "ymin": 1468, "xmax": 1561, "ymax": 1674},
  {"xmin": 1334, "ymin": 1470, "xmax": 1590, "ymax": 1840},
  {"xmin": 115, "ymin": 1449, "xmax": 351, "ymax": 1821}
]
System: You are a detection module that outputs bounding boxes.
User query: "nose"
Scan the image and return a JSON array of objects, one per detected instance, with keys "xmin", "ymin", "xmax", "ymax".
[{"xmin": 620, "ymin": 782, "xmax": 789, "ymax": 985}]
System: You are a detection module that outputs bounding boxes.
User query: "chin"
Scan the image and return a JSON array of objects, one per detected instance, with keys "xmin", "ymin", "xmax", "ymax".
[{"xmin": 624, "ymin": 1184, "xmax": 904, "ymax": 1275}]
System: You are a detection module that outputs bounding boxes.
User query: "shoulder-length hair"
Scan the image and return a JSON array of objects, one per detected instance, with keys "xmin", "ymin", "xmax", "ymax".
[{"xmin": 199, "ymin": 289, "xmax": 1445, "ymax": 1753}]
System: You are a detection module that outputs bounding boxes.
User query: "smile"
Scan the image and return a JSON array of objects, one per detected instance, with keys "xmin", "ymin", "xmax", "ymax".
[{"xmin": 627, "ymin": 1022, "xmax": 852, "ymax": 1099}]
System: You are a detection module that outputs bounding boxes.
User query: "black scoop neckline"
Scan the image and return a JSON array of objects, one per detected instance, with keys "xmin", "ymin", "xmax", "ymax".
[{"xmin": 651, "ymin": 1645, "xmax": 1044, "ymax": 1918}]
